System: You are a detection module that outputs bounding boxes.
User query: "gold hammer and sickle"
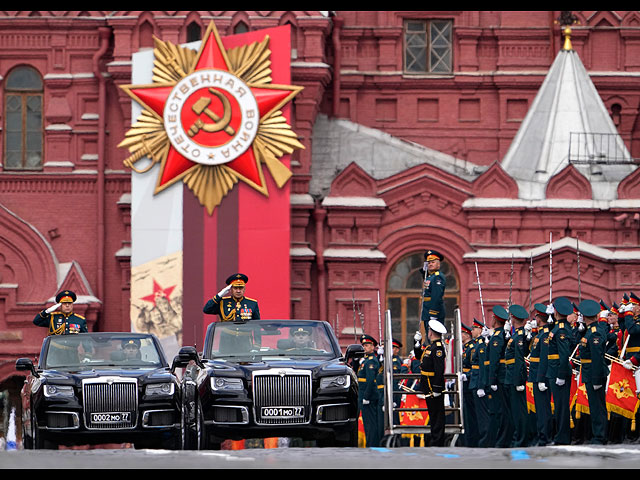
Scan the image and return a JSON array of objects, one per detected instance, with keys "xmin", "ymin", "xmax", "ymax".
[{"xmin": 187, "ymin": 88, "xmax": 236, "ymax": 137}]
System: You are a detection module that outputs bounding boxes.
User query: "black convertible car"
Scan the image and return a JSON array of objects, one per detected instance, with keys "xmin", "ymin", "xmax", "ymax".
[
  {"xmin": 176, "ymin": 320, "xmax": 362, "ymax": 449},
  {"xmin": 16, "ymin": 332, "xmax": 184, "ymax": 449}
]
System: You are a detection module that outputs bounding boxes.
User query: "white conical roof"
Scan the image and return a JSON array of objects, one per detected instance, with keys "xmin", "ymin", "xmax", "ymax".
[{"xmin": 501, "ymin": 38, "xmax": 636, "ymax": 201}]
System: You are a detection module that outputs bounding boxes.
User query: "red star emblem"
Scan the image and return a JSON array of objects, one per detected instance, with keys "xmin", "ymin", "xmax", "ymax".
[
  {"xmin": 140, "ymin": 279, "xmax": 176, "ymax": 305},
  {"xmin": 119, "ymin": 21, "xmax": 303, "ymax": 211}
]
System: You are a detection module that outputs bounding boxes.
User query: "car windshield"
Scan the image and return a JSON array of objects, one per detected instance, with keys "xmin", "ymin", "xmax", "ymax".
[
  {"xmin": 42, "ymin": 334, "xmax": 164, "ymax": 369},
  {"xmin": 206, "ymin": 321, "xmax": 338, "ymax": 360}
]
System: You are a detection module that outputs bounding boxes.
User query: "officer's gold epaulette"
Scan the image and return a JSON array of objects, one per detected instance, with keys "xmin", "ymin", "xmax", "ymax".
[
  {"xmin": 244, "ymin": 296, "xmax": 258, "ymax": 302},
  {"xmin": 75, "ymin": 314, "xmax": 85, "ymax": 320}
]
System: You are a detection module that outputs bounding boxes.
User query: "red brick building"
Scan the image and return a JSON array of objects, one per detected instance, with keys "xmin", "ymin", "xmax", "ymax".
[{"xmin": 1, "ymin": 11, "xmax": 640, "ymax": 409}]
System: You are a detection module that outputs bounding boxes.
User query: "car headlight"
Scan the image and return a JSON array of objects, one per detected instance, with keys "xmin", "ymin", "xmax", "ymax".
[
  {"xmin": 210, "ymin": 377, "xmax": 244, "ymax": 391},
  {"xmin": 320, "ymin": 375, "xmax": 350, "ymax": 389},
  {"xmin": 146, "ymin": 383, "xmax": 175, "ymax": 396},
  {"xmin": 43, "ymin": 384, "xmax": 75, "ymax": 398}
]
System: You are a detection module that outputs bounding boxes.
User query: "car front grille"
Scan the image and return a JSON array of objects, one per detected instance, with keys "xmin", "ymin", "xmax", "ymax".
[
  {"xmin": 82, "ymin": 377, "xmax": 138, "ymax": 430},
  {"xmin": 252, "ymin": 369, "xmax": 312, "ymax": 425}
]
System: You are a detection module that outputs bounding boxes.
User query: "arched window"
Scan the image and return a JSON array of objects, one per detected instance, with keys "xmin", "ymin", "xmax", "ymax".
[
  {"xmin": 234, "ymin": 21, "xmax": 249, "ymax": 34},
  {"xmin": 4, "ymin": 66, "xmax": 43, "ymax": 170},
  {"xmin": 386, "ymin": 251, "xmax": 459, "ymax": 356}
]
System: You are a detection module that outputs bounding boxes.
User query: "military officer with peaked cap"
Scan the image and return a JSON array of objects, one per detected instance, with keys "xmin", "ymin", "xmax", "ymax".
[
  {"xmin": 505, "ymin": 304, "xmax": 530, "ymax": 447},
  {"xmin": 358, "ymin": 334, "xmax": 381, "ymax": 447},
  {"xmin": 487, "ymin": 305, "xmax": 513, "ymax": 448},
  {"xmin": 578, "ymin": 299, "xmax": 609, "ymax": 444},
  {"xmin": 418, "ymin": 320, "xmax": 447, "ymax": 446},
  {"xmin": 420, "ymin": 250, "xmax": 446, "ymax": 333},
  {"xmin": 461, "ymin": 322, "xmax": 479, "ymax": 447},
  {"xmin": 33, "ymin": 290, "xmax": 88, "ymax": 335},
  {"xmin": 529, "ymin": 303, "xmax": 553, "ymax": 446},
  {"xmin": 470, "ymin": 318, "xmax": 491, "ymax": 447},
  {"xmin": 546, "ymin": 297, "xmax": 576, "ymax": 445},
  {"xmin": 203, "ymin": 273, "xmax": 261, "ymax": 322}
]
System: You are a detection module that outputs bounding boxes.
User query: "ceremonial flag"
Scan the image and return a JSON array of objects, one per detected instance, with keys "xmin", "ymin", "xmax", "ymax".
[
  {"xmin": 606, "ymin": 361, "xmax": 640, "ymax": 430},
  {"xmin": 526, "ymin": 382, "xmax": 535, "ymax": 413},
  {"xmin": 573, "ymin": 369, "xmax": 590, "ymax": 418},
  {"xmin": 399, "ymin": 394, "xmax": 429, "ymax": 426}
]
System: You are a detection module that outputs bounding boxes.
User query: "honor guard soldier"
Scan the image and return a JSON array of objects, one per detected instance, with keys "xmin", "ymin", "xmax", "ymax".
[
  {"xmin": 390, "ymin": 339, "xmax": 406, "ymax": 427},
  {"xmin": 505, "ymin": 304, "xmax": 530, "ymax": 447},
  {"xmin": 546, "ymin": 297, "xmax": 576, "ymax": 445},
  {"xmin": 417, "ymin": 320, "xmax": 447, "ymax": 447},
  {"xmin": 577, "ymin": 299, "xmax": 609, "ymax": 444},
  {"xmin": 358, "ymin": 334, "xmax": 381, "ymax": 448},
  {"xmin": 203, "ymin": 273, "xmax": 261, "ymax": 322},
  {"xmin": 33, "ymin": 290, "xmax": 88, "ymax": 335},
  {"xmin": 470, "ymin": 318, "xmax": 491, "ymax": 447},
  {"xmin": 529, "ymin": 303, "xmax": 554, "ymax": 446},
  {"xmin": 488, "ymin": 305, "xmax": 513, "ymax": 448},
  {"xmin": 420, "ymin": 250, "xmax": 446, "ymax": 333},
  {"xmin": 461, "ymin": 322, "xmax": 479, "ymax": 447}
]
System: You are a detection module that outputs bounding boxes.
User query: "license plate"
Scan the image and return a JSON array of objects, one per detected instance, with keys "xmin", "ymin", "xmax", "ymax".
[
  {"xmin": 90, "ymin": 412, "xmax": 131, "ymax": 423},
  {"xmin": 261, "ymin": 406, "xmax": 304, "ymax": 418}
]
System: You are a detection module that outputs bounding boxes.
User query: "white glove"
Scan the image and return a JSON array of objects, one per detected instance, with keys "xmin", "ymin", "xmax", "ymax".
[
  {"xmin": 362, "ymin": 399, "xmax": 370, "ymax": 405},
  {"xmin": 623, "ymin": 360, "xmax": 634, "ymax": 370},
  {"xmin": 432, "ymin": 392, "xmax": 441, "ymax": 397},
  {"xmin": 516, "ymin": 385, "xmax": 525, "ymax": 392},
  {"xmin": 461, "ymin": 373, "xmax": 468, "ymax": 382},
  {"xmin": 491, "ymin": 385, "xmax": 497, "ymax": 391},
  {"xmin": 414, "ymin": 331, "xmax": 422, "ymax": 342},
  {"xmin": 45, "ymin": 303, "xmax": 61, "ymax": 314},
  {"xmin": 546, "ymin": 304, "xmax": 555, "ymax": 315},
  {"xmin": 216, "ymin": 284, "xmax": 232, "ymax": 298},
  {"xmin": 556, "ymin": 378, "xmax": 565, "ymax": 386},
  {"xmin": 594, "ymin": 385, "xmax": 602, "ymax": 391},
  {"xmin": 377, "ymin": 346, "xmax": 384, "ymax": 356},
  {"xmin": 538, "ymin": 382, "xmax": 547, "ymax": 392},
  {"xmin": 476, "ymin": 389, "xmax": 485, "ymax": 398}
]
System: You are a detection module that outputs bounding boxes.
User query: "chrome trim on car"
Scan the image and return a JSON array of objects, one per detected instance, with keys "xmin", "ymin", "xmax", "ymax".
[{"xmin": 81, "ymin": 376, "xmax": 138, "ymax": 430}]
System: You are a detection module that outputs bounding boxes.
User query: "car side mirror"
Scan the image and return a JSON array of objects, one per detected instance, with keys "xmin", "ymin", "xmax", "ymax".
[
  {"xmin": 171, "ymin": 346, "xmax": 203, "ymax": 373},
  {"xmin": 15, "ymin": 358, "xmax": 40, "ymax": 378},
  {"xmin": 344, "ymin": 344, "xmax": 364, "ymax": 364}
]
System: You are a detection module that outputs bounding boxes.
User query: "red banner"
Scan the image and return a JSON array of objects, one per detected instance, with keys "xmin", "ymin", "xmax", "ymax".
[
  {"xmin": 526, "ymin": 382, "xmax": 535, "ymax": 413},
  {"xmin": 573, "ymin": 369, "xmax": 590, "ymax": 418},
  {"xmin": 606, "ymin": 362, "xmax": 640, "ymax": 427},
  {"xmin": 399, "ymin": 395, "xmax": 429, "ymax": 426}
]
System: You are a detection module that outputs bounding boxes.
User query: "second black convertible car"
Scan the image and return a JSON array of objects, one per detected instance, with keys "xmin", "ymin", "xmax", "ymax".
[
  {"xmin": 16, "ymin": 332, "xmax": 184, "ymax": 449},
  {"xmin": 177, "ymin": 320, "xmax": 362, "ymax": 448}
]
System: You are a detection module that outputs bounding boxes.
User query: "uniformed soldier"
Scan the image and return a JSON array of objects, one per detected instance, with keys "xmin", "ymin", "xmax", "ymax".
[
  {"xmin": 358, "ymin": 334, "xmax": 381, "ymax": 448},
  {"xmin": 390, "ymin": 339, "xmax": 406, "ymax": 427},
  {"xmin": 417, "ymin": 320, "xmax": 447, "ymax": 447},
  {"xmin": 488, "ymin": 305, "xmax": 513, "ymax": 448},
  {"xmin": 203, "ymin": 273, "xmax": 261, "ymax": 322},
  {"xmin": 505, "ymin": 304, "xmax": 530, "ymax": 447},
  {"xmin": 546, "ymin": 297, "xmax": 576, "ymax": 445},
  {"xmin": 621, "ymin": 293, "xmax": 640, "ymax": 442},
  {"xmin": 33, "ymin": 290, "xmax": 88, "ymax": 335},
  {"xmin": 461, "ymin": 322, "xmax": 479, "ymax": 447},
  {"xmin": 470, "ymin": 318, "xmax": 491, "ymax": 448},
  {"xmin": 529, "ymin": 303, "xmax": 554, "ymax": 446},
  {"xmin": 577, "ymin": 299, "xmax": 609, "ymax": 445},
  {"xmin": 420, "ymin": 250, "xmax": 446, "ymax": 333}
]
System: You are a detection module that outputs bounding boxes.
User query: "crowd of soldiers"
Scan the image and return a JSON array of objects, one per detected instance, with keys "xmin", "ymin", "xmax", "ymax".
[{"xmin": 460, "ymin": 293, "xmax": 640, "ymax": 447}]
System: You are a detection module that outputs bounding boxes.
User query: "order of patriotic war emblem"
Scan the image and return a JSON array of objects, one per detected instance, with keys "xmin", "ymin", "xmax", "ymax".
[{"xmin": 164, "ymin": 70, "xmax": 259, "ymax": 166}]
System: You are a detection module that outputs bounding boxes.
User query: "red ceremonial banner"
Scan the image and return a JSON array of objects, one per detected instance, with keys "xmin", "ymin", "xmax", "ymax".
[
  {"xmin": 573, "ymin": 369, "xmax": 590, "ymax": 418},
  {"xmin": 399, "ymin": 395, "xmax": 429, "ymax": 426},
  {"xmin": 606, "ymin": 362, "xmax": 640, "ymax": 427},
  {"xmin": 526, "ymin": 382, "xmax": 535, "ymax": 413}
]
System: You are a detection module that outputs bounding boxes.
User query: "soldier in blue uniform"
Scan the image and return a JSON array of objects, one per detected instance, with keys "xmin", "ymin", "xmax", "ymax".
[
  {"xmin": 577, "ymin": 299, "xmax": 609, "ymax": 444},
  {"xmin": 461, "ymin": 322, "xmax": 479, "ymax": 447},
  {"xmin": 417, "ymin": 320, "xmax": 447, "ymax": 446},
  {"xmin": 470, "ymin": 318, "xmax": 491, "ymax": 447},
  {"xmin": 358, "ymin": 334, "xmax": 381, "ymax": 448},
  {"xmin": 33, "ymin": 290, "xmax": 88, "ymax": 335},
  {"xmin": 505, "ymin": 304, "xmax": 530, "ymax": 447},
  {"xmin": 203, "ymin": 273, "xmax": 261, "ymax": 322},
  {"xmin": 420, "ymin": 250, "xmax": 446, "ymax": 333},
  {"xmin": 487, "ymin": 305, "xmax": 513, "ymax": 447},
  {"xmin": 546, "ymin": 297, "xmax": 576, "ymax": 445},
  {"xmin": 529, "ymin": 303, "xmax": 554, "ymax": 446}
]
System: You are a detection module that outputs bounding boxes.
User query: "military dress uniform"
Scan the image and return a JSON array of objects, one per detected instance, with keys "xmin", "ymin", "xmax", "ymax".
[
  {"xmin": 546, "ymin": 297, "xmax": 576, "ymax": 445},
  {"xmin": 504, "ymin": 304, "xmax": 530, "ymax": 447},
  {"xmin": 358, "ymin": 335, "xmax": 381, "ymax": 448},
  {"xmin": 420, "ymin": 250, "xmax": 446, "ymax": 330},
  {"xmin": 488, "ymin": 305, "xmax": 513, "ymax": 448},
  {"xmin": 529, "ymin": 303, "xmax": 553, "ymax": 446},
  {"xmin": 470, "ymin": 319, "xmax": 491, "ymax": 448},
  {"xmin": 577, "ymin": 300, "xmax": 609, "ymax": 445},
  {"xmin": 33, "ymin": 290, "xmax": 88, "ymax": 336},
  {"xmin": 418, "ymin": 320, "xmax": 447, "ymax": 446},
  {"xmin": 203, "ymin": 273, "xmax": 261, "ymax": 321},
  {"xmin": 461, "ymin": 323, "xmax": 479, "ymax": 447}
]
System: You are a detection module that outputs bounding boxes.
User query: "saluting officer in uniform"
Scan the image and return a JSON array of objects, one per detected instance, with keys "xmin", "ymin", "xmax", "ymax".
[
  {"xmin": 546, "ymin": 297, "xmax": 576, "ymax": 445},
  {"xmin": 203, "ymin": 273, "xmax": 261, "ymax": 322},
  {"xmin": 358, "ymin": 334, "xmax": 381, "ymax": 448},
  {"xmin": 529, "ymin": 303, "xmax": 554, "ymax": 446},
  {"xmin": 505, "ymin": 304, "xmax": 530, "ymax": 447},
  {"xmin": 33, "ymin": 290, "xmax": 88, "ymax": 335},
  {"xmin": 417, "ymin": 320, "xmax": 447, "ymax": 447},
  {"xmin": 461, "ymin": 322, "xmax": 479, "ymax": 447},
  {"xmin": 420, "ymin": 250, "xmax": 446, "ymax": 334},
  {"xmin": 578, "ymin": 299, "xmax": 609, "ymax": 445},
  {"xmin": 488, "ymin": 305, "xmax": 513, "ymax": 448}
]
